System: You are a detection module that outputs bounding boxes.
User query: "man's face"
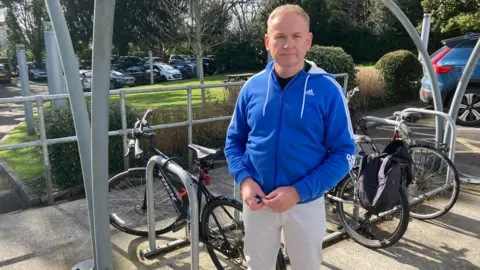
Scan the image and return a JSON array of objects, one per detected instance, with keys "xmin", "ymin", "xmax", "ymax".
[{"xmin": 265, "ymin": 12, "xmax": 312, "ymax": 69}]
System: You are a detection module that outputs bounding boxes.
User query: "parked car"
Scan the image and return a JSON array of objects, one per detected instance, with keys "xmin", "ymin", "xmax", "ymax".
[
  {"xmin": 148, "ymin": 63, "xmax": 182, "ymax": 81},
  {"xmin": 110, "ymin": 70, "xmax": 135, "ymax": 89},
  {"xmin": 27, "ymin": 62, "xmax": 48, "ymax": 81},
  {"xmin": 123, "ymin": 66, "xmax": 152, "ymax": 86},
  {"xmin": 79, "ymin": 70, "xmax": 92, "ymax": 92},
  {"xmin": 0, "ymin": 64, "xmax": 11, "ymax": 84},
  {"xmin": 419, "ymin": 32, "xmax": 480, "ymax": 126}
]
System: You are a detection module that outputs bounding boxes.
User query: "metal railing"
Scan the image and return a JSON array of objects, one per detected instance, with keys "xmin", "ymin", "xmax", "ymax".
[{"xmin": 0, "ymin": 73, "xmax": 349, "ymax": 205}]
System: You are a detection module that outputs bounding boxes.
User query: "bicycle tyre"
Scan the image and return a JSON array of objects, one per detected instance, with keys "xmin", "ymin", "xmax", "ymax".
[
  {"xmin": 108, "ymin": 167, "xmax": 188, "ymax": 237},
  {"xmin": 201, "ymin": 197, "xmax": 286, "ymax": 270},
  {"xmin": 336, "ymin": 175, "xmax": 410, "ymax": 249},
  {"xmin": 407, "ymin": 144, "xmax": 460, "ymax": 220}
]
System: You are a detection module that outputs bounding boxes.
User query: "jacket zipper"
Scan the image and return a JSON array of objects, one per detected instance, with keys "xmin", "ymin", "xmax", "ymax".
[
  {"xmin": 274, "ymin": 90, "xmax": 284, "ymax": 188},
  {"xmin": 272, "ymin": 71, "xmax": 303, "ymax": 189}
]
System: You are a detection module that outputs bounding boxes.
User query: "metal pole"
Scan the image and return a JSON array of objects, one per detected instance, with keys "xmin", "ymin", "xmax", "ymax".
[
  {"xmin": 444, "ymin": 38, "xmax": 480, "ymax": 142},
  {"xmin": 15, "ymin": 44, "xmax": 35, "ymax": 135},
  {"xmin": 149, "ymin": 51, "xmax": 154, "ymax": 85},
  {"xmin": 376, "ymin": 0, "xmax": 444, "ymax": 144},
  {"xmin": 43, "ymin": 0, "xmax": 96, "ymax": 268},
  {"xmin": 444, "ymin": 38, "xmax": 480, "ymax": 184},
  {"xmin": 120, "ymin": 91, "xmax": 129, "ymax": 170},
  {"xmin": 35, "ymin": 96, "xmax": 54, "ymax": 205},
  {"xmin": 187, "ymin": 86, "xmax": 193, "ymax": 171},
  {"xmin": 418, "ymin": 13, "xmax": 431, "ymax": 61},
  {"xmin": 7, "ymin": 49, "xmax": 13, "ymax": 76},
  {"xmin": 90, "ymin": 0, "xmax": 116, "ymax": 268},
  {"xmin": 44, "ymin": 21, "xmax": 66, "ymax": 107}
]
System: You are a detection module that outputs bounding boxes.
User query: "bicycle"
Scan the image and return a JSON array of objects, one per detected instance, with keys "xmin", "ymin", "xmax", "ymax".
[
  {"xmin": 108, "ymin": 109, "xmax": 286, "ymax": 269},
  {"xmin": 347, "ymin": 87, "xmax": 460, "ymax": 220}
]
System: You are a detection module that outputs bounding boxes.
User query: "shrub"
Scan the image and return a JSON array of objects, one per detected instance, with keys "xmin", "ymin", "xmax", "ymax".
[
  {"xmin": 375, "ymin": 50, "xmax": 423, "ymax": 103},
  {"xmin": 355, "ymin": 67, "xmax": 386, "ymax": 110},
  {"xmin": 306, "ymin": 45, "xmax": 357, "ymax": 91},
  {"xmin": 43, "ymin": 100, "xmax": 137, "ymax": 189}
]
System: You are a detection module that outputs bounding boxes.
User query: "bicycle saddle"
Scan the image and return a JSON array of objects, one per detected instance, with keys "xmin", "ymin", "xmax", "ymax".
[
  {"xmin": 188, "ymin": 144, "xmax": 222, "ymax": 161},
  {"xmin": 354, "ymin": 134, "xmax": 372, "ymax": 144},
  {"xmin": 393, "ymin": 111, "xmax": 422, "ymax": 123}
]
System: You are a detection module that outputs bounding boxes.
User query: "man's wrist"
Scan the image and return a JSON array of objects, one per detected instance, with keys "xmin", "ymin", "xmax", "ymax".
[{"xmin": 290, "ymin": 186, "xmax": 301, "ymax": 203}]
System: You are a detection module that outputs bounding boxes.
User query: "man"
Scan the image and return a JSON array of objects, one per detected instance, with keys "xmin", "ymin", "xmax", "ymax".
[{"xmin": 224, "ymin": 4, "xmax": 356, "ymax": 270}]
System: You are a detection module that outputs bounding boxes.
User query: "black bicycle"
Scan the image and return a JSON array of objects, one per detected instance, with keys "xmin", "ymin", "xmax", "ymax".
[{"xmin": 108, "ymin": 109, "xmax": 286, "ymax": 269}]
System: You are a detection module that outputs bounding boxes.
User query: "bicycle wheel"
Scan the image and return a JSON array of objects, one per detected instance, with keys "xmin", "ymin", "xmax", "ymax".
[
  {"xmin": 407, "ymin": 144, "xmax": 460, "ymax": 220},
  {"xmin": 201, "ymin": 198, "xmax": 286, "ymax": 270},
  {"xmin": 336, "ymin": 172, "xmax": 410, "ymax": 249},
  {"xmin": 108, "ymin": 167, "xmax": 188, "ymax": 237}
]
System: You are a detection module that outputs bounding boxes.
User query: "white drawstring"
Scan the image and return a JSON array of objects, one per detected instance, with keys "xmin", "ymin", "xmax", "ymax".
[
  {"xmin": 263, "ymin": 70, "xmax": 272, "ymax": 116},
  {"xmin": 300, "ymin": 75, "xmax": 310, "ymax": 119}
]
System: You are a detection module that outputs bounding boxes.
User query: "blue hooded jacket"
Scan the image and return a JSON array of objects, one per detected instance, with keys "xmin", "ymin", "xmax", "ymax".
[{"xmin": 224, "ymin": 60, "xmax": 356, "ymax": 204}]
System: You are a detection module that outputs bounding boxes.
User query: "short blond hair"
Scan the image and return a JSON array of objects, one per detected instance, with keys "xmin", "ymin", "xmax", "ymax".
[{"xmin": 267, "ymin": 4, "xmax": 310, "ymax": 30}]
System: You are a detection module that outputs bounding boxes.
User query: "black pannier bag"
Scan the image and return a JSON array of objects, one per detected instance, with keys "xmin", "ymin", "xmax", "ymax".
[{"xmin": 356, "ymin": 140, "xmax": 412, "ymax": 215}]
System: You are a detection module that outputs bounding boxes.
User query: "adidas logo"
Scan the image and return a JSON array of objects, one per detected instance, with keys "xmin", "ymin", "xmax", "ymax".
[{"xmin": 306, "ymin": 89, "xmax": 314, "ymax": 96}]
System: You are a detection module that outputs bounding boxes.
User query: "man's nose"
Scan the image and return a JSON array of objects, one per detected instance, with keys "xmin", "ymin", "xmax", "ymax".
[{"xmin": 283, "ymin": 37, "xmax": 294, "ymax": 49}]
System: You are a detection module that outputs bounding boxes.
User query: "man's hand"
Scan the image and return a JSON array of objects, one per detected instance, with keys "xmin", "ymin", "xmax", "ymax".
[
  {"xmin": 262, "ymin": 186, "xmax": 301, "ymax": 212},
  {"xmin": 241, "ymin": 178, "xmax": 266, "ymax": 211}
]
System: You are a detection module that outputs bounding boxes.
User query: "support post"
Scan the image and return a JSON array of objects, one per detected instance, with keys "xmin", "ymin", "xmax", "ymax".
[
  {"xmin": 149, "ymin": 51, "xmax": 154, "ymax": 85},
  {"xmin": 89, "ymin": 0, "xmax": 116, "ymax": 268},
  {"xmin": 44, "ymin": 21, "xmax": 66, "ymax": 107},
  {"xmin": 444, "ymin": 38, "xmax": 480, "ymax": 184},
  {"xmin": 35, "ymin": 96, "xmax": 54, "ymax": 205},
  {"xmin": 43, "ymin": 0, "xmax": 97, "ymax": 268},
  {"xmin": 187, "ymin": 86, "xmax": 193, "ymax": 171},
  {"xmin": 15, "ymin": 44, "xmax": 35, "ymax": 135},
  {"xmin": 418, "ymin": 13, "xmax": 431, "ymax": 61},
  {"xmin": 377, "ymin": 0, "xmax": 444, "ymax": 144}
]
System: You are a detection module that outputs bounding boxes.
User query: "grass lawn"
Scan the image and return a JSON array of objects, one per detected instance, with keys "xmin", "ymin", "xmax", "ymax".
[
  {"xmin": 110, "ymin": 74, "xmax": 236, "ymax": 108},
  {"xmin": 0, "ymin": 73, "xmax": 243, "ymax": 196},
  {"xmin": 0, "ymin": 122, "xmax": 44, "ymax": 189}
]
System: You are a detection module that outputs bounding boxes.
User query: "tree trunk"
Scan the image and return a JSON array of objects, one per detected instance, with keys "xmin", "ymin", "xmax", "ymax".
[{"xmin": 194, "ymin": 0, "xmax": 206, "ymax": 113}]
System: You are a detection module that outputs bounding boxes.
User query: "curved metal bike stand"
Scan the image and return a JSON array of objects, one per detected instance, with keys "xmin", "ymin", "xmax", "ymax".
[{"xmin": 141, "ymin": 155, "xmax": 200, "ymax": 270}]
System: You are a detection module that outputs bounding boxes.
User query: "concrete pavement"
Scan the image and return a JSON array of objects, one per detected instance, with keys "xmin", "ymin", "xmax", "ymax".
[{"xmin": 0, "ymin": 79, "xmax": 48, "ymax": 215}]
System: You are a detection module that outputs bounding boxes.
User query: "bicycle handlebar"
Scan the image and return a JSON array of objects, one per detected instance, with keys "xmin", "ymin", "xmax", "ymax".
[{"xmin": 129, "ymin": 109, "xmax": 154, "ymax": 158}]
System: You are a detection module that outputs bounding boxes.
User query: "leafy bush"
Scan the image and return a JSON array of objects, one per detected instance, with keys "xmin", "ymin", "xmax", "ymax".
[
  {"xmin": 43, "ymin": 100, "xmax": 137, "ymax": 189},
  {"xmin": 306, "ymin": 45, "xmax": 357, "ymax": 91},
  {"xmin": 375, "ymin": 50, "xmax": 423, "ymax": 103}
]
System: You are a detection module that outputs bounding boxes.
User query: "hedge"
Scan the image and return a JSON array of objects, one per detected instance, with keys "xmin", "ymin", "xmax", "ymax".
[
  {"xmin": 306, "ymin": 45, "xmax": 357, "ymax": 91},
  {"xmin": 375, "ymin": 50, "xmax": 423, "ymax": 103},
  {"xmin": 43, "ymin": 100, "xmax": 137, "ymax": 189}
]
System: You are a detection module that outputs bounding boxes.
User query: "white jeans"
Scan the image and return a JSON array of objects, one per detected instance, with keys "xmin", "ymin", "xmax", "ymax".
[{"xmin": 243, "ymin": 197, "xmax": 327, "ymax": 270}]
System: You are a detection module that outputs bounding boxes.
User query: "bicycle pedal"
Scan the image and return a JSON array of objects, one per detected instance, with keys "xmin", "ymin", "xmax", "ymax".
[{"xmin": 172, "ymin": 218, "xmax": 187, "ymax": 233}]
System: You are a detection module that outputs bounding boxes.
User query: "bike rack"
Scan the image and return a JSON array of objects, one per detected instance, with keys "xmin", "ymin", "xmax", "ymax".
[
  {"xmin": 363, "ymin": 108, "xmax": 480, "ymax": 184},
  {"xmin": 141, "ymin": 155, "xmax": 200, "ymax": 270}
]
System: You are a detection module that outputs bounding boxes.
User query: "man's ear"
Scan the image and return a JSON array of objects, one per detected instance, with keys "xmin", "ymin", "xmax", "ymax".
[
  {"xmin": 264, "ymin": 34, "xmax": 270, "ymax": 51},
  {"xmin": 307, "ymin": 32, "xmax": 313, "ymax": 50}
]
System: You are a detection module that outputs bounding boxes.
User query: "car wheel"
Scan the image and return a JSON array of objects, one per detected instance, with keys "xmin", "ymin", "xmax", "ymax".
[{"xmin": 455, "ymin": 87, "xmax": 480, "ymax": 126}]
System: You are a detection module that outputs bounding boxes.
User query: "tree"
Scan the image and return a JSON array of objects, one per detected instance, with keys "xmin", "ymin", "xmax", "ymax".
[
  {"xmin": 2, "ymin": 0, "xmax": 48, "ymax": 63},
  {"xmin": 421, "ymin": 0, "xmax": 480, "ymax": 52},
  {"xmin": 162, "ymin": 0, "xmax": 235, "ymax": 111}
]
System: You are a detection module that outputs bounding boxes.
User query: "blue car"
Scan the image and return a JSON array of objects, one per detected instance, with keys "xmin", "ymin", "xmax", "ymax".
[{"xmin": 419, "ymin": 32, "xmax": 480, "ymax": 126}]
